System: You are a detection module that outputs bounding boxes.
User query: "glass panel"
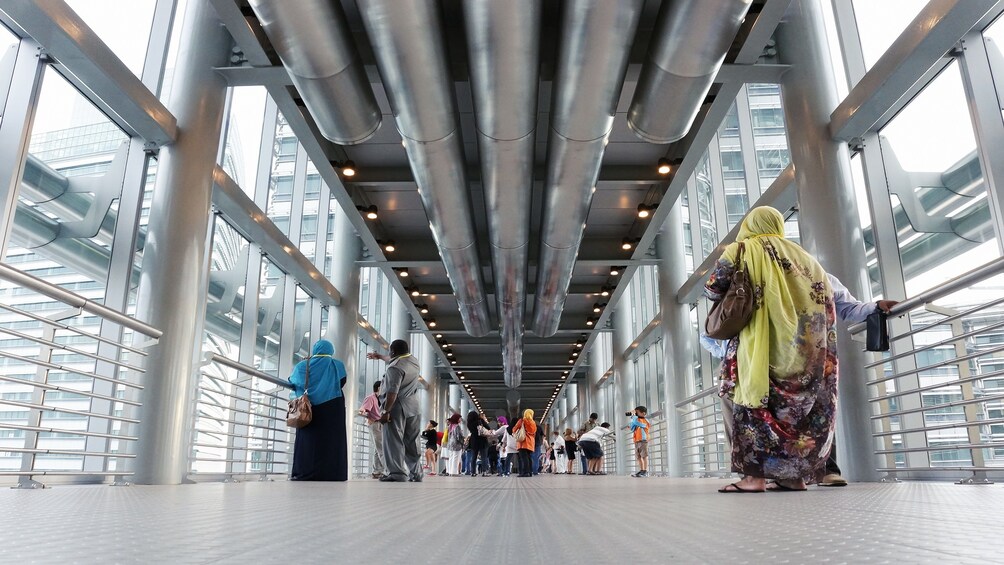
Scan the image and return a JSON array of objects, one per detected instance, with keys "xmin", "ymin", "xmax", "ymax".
[
  {"xmin": 220, "ymin": 86, "xmax": 268, "ymax": 196},
  {"xmin": 64, "ymin": 0, "xmax": 157, "ymax": 78},
  {"xmin": 985, "ymin": 16, "xmax": 1004, "ymax": 123},
  {"xmin": 160, "ymin": 0, "xmax": 190, "ymax": 97},
  {"xmin": 877, "ymin": 62, "xmax": 996, "ymax": 296},
  {"xmin": 254, "ymin": 258, "xmax": 285, "ymax": 377},
  {"xmin": 292, "ymin": 286, "xmax": 311, "ymax": 366},
  {"xmin": 265, "ymin": 112, "xmax": 295, "ymax": 237},
  {"xmin": 300, "ymin": 160, "xmax": 322, "ymax": 262},
  {"xmin": 695, "ymin": 152, "xmax": 718, "ymax": 259},
  {"xmin": 205, "ymin": 217, "xmax": 247, "ymax": 355},
  {"xmin": 851, "ymin": 0, "xmax": 928, "ymax": 69},
  {"xmin": 748, "ymin": 83, "xmax": 790, "ymax": 188}
]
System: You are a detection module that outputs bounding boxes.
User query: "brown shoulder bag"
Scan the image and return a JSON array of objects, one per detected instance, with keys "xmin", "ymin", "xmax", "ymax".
[
  {"xmin": 286, "ymin": 356, "xmax": 313, "ymax": 429},
  {"xmin": 706, "ymin": 241, "xmax": 755, "ymax": 340}
]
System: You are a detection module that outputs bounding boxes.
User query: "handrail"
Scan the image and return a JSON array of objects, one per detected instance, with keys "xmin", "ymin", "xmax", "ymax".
[
  {"xmin": 848, "ymin": 257, "xmax": 1004, "ymax": 334},
  {"xmin": 208, "ymin": 353, "xmax": 293, "ymax": 389},
  {"xmin": 675, "ymin": 386, "xmax": 718, "ymax": 408},
  {"xmin": 0, "ymin": 262, "xmax": 162, "ymax": 339}
]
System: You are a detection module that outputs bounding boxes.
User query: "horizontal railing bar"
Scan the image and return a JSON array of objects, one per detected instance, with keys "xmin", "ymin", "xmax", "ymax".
[
  {"xmin": 191, "ymin": 443, "xmax": 288, "ymax": 454},
  {"xmin": 198, "ymin": 385, "xmax": 283, "ymax": 413},
  {"xmin": 189, "ymin": 456, "xmax": 289, "ymax": 463},
  {"xmin": 876, "ymin": 466, "xmax": 1004, "ymax": 472},
  {"xmin": 0, "ymin": 350, "xmax": 144, "ymax": 389},
  {"xmin": 199, "ymin": 374, "xmax": 287, "ymax": 401},
  {"xmin": 874, "ymin": 442, "xmax": 1004, "ymax": 455},
  {"xmin": 675, "ymin": 387, "xmax": 719, "ymax": 407},
  {"xmin": 0, "ymin": 374, "xmax": 142, "ymax": 407},
  {"xmin": 208, "ymin": 353, "xmax": 293, "ymax": 389},
  {"xmin": 0, "ymin": 262, "xmax": 162, "ymax": 339},
  {"xmin": 886, "ymin": 296, "xmax": 1004, "ymax": 344},
  {"xmin": 872, "ymin": 417, "xmax": 1004, "ymax": 437},
  {"xmin": 868, "ymin": 343, "xmax": 1004, "ymax": 386},
  {"xmin": 869, "ymin": 370, "xmax": 1004, "ymax": 403},
  {"xmin": 193, "ymin": 427, "xmax": 290, "ymax": 444},
  {"xmin": 866, "ymin": 320, "xmax": 1004, "ymax": 369},
  {"xmin": 848, "ymin": 257, "xmax": 1004, "ymax": 334},
  {"xmin": 0, "ymin": 398, "xmax": 140, "ymax": 423},
  {"xmin": 194, "ymin": 415, "xmax": 288, "ymax": 434},
  {"xmin": 0, "ymin": 421, "xmax": 136, "ymax": 441},
  {"xmin": 0, "ymin": 302, "xmax": 152, "ymax": 357},
  {"xmin": 0, "ymin": 326, "xmax": 146, "ymax": 373},
  {"xmin": 0, "ymin": 471, "xmax": 132, "ymax": 476},
  {"xmin": 0, "ymin": 447, "xmax": 135, "ymax": 458},
  {"xmin": 186, "ymin": 470, "xmax": 288, "ymax": 476},
  {"xmin": 871, "ymin": 393, "xmax": 1004, "ymax": 419}
]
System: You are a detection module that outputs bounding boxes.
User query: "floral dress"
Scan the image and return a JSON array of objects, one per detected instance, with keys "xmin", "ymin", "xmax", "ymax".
[{"xmin": 705, "ymin": 241, "xmax": 839, "ymax": 482}]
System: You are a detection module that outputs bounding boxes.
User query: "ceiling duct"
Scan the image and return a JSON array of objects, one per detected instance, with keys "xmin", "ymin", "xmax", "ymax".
[
  {"xmin": 463, "ymin": 0, "xmax": 541, "ymax": 389},
  {"xmin": 247, "ymin": 0, "xmax": 381, "ymax": 145},
  {"xmin": 356, "ymin": 0, "xmax": 491, "ymax": 336},
  {"xmin": 531, "ymin": 1, "xmax": 645, "ymax": 337},
  {"xmin": 627, "ymin": 0, "xmax": 753, "ymax": 143}
]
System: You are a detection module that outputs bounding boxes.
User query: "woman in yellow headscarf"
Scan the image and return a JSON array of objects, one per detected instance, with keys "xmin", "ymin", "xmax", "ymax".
[{"xmin": 705, "ymin": 206, "xmax": 838, "ymax": 493}]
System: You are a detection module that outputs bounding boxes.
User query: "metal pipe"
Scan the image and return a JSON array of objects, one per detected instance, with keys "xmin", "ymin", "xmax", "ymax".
[
  {"xmin": 356, "ymin": 0, "xmax": 491, "ymax": 336},
  {"xmin": 627, "ymin": 0, "xmax": 753, "ymax": 143},
  {"xmin": 209, "ymin": 352, "xmax": 293, "ymax": 389},
  {"xmin": 532, "ymin": 1, "xmax": 644, "ymax": 337},
  {"xmin": 247, "ymin": 0, "xmax": 380, "ymax": 144},
  {"xmin": 463, "ymin": 0, "xmax": 541, "ymax": 387}
]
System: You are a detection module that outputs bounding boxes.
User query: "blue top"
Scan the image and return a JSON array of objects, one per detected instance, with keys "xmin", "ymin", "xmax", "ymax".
[
  {"xmin": 288, "ymin": 340, "xmax": 347, "ymax": 405},
  {"xmin": 630, "ymin": 415, "xmax": 649, "ymax": 441}
]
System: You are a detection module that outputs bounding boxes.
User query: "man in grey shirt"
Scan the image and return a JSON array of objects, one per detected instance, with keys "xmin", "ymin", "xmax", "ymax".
[{"xmin": 369, "ymin": 339, "xmax": 423, "ymax": 483}]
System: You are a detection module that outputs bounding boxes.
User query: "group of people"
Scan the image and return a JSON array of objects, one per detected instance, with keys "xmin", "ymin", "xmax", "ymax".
[
  {"xmin": 286, "ymin": 206, "xmax": 896, "ymax": 492},
  {"xmin": 288, "ymin": 338, "xmax": 424, "ymax": 482}
]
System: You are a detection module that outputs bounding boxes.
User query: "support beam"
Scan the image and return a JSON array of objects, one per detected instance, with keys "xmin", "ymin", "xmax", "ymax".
[
  {"xmin": 0, "ymin": 0, "xmax": 177, "ymax": 146},
  {"xmin": 830, "ymin": 0, "xmax": 1003, "ymax": 141}
]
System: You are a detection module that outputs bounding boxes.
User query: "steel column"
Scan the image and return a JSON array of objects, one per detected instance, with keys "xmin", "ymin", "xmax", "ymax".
[
  {"xmin": 612, "ymin": 295, "xmax": 636, "ymax": 476},
  {"xmin": 658, "ymin": 201, "xmax": 691, "ymax": 478},
  {"xmin": 131, "ymin": 0, "xmax": 229, "ymax": 485},
  {"xmin": 776, "ymin": 0, "xmax": 879, "ymax": 482},
  {"xmin": 323, "ymin": 205, "xmax": 361, "ymax": 477}
]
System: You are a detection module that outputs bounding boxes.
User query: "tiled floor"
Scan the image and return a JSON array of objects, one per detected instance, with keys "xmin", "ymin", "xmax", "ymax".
[{"xmin": 2, "ymin": 476, "xmax": 1003, "ymax": 564}]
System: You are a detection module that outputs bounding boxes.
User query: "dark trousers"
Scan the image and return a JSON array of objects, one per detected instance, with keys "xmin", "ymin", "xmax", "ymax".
[
  {"xmin": 826, "ymin": 443, "xmax": 841, "ymax": 475},
  {"xmin": 517, "ymin": 449, "xmax": 533, "ymax": 476},
  {"xmin": 501, "ymin": 453, "xmax": 514, "ymax": 475}
]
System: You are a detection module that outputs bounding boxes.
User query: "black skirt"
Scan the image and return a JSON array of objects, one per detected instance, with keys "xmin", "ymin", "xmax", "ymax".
[{"xmin": 291, "ymin": 396, "xmax": 347, "ymax": 481}]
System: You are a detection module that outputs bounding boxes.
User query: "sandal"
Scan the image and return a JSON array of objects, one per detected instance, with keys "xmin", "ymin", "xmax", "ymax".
[
  {"xmin": 718, "ymin": 481, "xmax": 765, "ymax": 493},
  {"xmin": 766, "ymin": 480, "xmax": 806, "ymax": 492}
]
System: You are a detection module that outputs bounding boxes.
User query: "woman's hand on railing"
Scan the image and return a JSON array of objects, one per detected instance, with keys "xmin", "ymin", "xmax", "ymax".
[{"xmin": 877, "ymin": 300, "xmax": 898, "ymax": 313}]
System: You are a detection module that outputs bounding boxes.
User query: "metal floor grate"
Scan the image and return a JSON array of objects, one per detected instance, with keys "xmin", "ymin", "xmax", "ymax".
[{"xmin": 2, "ymin": 476, "xmax": 1002, "ymax": 564}]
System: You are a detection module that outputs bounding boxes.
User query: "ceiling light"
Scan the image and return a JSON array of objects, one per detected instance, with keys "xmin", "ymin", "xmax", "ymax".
[
  {"xmin": 427, "ymin": 319, "xmax": 437, "ymax": 328},
  {"xmin": 447, "ymin": 352, "xmax": 453, "ymax": 357},
  {"xmin": 600, "ymin": 287, "xmax": 611, "ymax": 297},
  {"xmin": 450, "ymin": 360, "xmax": 456, "ymax": 365},
  {"xmin": 568, "ymin": 359, "xmax": 574, "ymax": 364},
  {"xmin": 592, "ymin": 302, "xmax": 603, "ymax": 313},
  {"xmin": 410, "ymin": 286, "xmax": 421, "ymax": 297},
  {"xmin": 621, "ymin": 237, "xmax": 636, "ymax": 251},
  {"xmin": 441, "ymin": 343, "xmax": 448, "ymax": 349},
  {"xmin": 383, "ymin": 240, "xmax": 396, "ymax": 253},
  {"xmin": 398, "ymin": 268, "xmax": 409, "ymax": 278},
  {"xmin": 561, "ymin": 375, "xmax": 566, "ymax": 379},
  {"xmin": 575, "ymin": 341, "xmax": 583, "ymax": 348},
  {"xmin": 572, "ymin": 351, "xmax": 578, "ymax": 357},
  {"xmin": 657, "ymin": 158, "xmax": 671, "ymax": 175},
  {"xmin": 563, "ymin": 370, "xmax": 569, "ymax": 375},
  {"xmin": 419, "ymin": 304, "xmax": 429, "ymax": 314},
  {"xmin": 460, "ymin": 375, "xmax": 465, "ymax": 380},
  {"xmin": 637, "ymin": 204, "xmax": 651, "ymax": 219},
  {"xmin": 435, "ymin": 333, "xmax": 443, "ymax": 339},
  {"xmin": 586, "ymin": 317, "xmax": 595, "ymax": 327},
  {"xmin": 610, "ymin": 267, "xmax": 622, "ymax": 277},
  {"xmin": 339, "ymin": 160, "xmax": 357, "ymax": 177},
  {"xmin": 356, "ymin": 205, "xmax": 378, "ymax": 220}
]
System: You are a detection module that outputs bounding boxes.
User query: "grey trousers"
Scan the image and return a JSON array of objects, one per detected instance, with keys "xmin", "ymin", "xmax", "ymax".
[
  {"xmin": 369, "ymin": 420, "xmax": 386, "ymax": 474},
  {"xmin": 382, "ymin": 406, "xmax": 422, "ymax": 480}
]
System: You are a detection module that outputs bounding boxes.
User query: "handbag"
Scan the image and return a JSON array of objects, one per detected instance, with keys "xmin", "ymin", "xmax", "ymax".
[
  {"xmin": 706, "ymin": 242, "xmax": 755, "ymax": 340},
  {"xmin": 866, "ymin": 309, "xmax": 890, "ymax": 352},
  {"xmin": 513, "ymin": 423, "xmax": 527, "ymax": 442},
  {"xmin": 286, "ymin": 356, "xmax": 313, "ymax": 428}
]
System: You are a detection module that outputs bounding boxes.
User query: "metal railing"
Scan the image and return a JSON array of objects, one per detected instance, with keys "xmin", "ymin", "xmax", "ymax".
[
  {"xmin": 0, "ymin": 262, "xmax": 160, "ymax": 488},
  {"xmin": 645, "ymin": 414, "xmax": 669, "ymax": 476},
  {"xmin": 675, "ymin": 387, "xmax": 731, "ymax": 477},
  {"xmin": 352, "ymin": 414, "xmax": 374, "ymax": 478},
  {"xmin": 848, "ymin": 257, "xmax": 1004, "ymax": 483},
  {"xmin": 188, "ymin": 353, "xmax": 292, "ymax": 481},
  {"xmin": 600, "ymin": 433, "xmax": 617, "ymax": 474}
]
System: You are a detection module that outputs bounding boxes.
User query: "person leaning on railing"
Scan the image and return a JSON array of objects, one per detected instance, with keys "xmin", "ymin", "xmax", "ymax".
[
  {"xmin": 702, "ymin": 275, "xmax": 897, "ymax": 487},
  {"xmin": 288, "ymin": 339, "xmax": 349, "ymax": 481}
]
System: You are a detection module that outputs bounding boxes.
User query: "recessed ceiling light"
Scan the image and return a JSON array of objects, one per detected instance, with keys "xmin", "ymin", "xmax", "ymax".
[{"xmin": 657, "ymin": 158, "xmax": 671, "ymax": 175}]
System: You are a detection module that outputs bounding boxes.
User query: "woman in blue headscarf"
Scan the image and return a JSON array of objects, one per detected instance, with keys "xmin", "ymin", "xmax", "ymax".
[{"xmin": 288, "ymin": 339, "xmax": 348, "ymax": 481}]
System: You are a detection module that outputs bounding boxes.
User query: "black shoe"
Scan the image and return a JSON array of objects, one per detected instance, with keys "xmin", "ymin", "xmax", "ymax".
[{"xmin": 379, "ymin": 475, "xmax": 407, "ymax": 482}]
